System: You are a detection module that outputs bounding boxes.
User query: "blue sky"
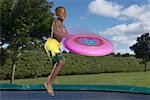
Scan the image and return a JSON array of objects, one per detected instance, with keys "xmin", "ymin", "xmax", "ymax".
[{"xmin": 49, "ymin": 0, "xmax": 150, "ymax": 54}]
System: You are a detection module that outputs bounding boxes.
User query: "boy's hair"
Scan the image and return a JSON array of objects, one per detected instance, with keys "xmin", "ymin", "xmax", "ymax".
[
  {"xmin": 55, "ymin": 6, "xmax": 66, "ymax": 17},
  {"xmin": 55, "ymin": 6, "xmax": 66, "ymax": 12}
]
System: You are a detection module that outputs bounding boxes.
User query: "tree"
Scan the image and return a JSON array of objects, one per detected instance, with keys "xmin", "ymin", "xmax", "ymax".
[
  {"xmin": 122, "ymin": 53, "xmax": 130, "ymax": 57},
  {"xmin": 115, "ymin": 53, "xmax": 121, "ymax": 57},
  {"xmin": 0, "ymin": 48, "xmax": 9, "ymax": 66},
  {"xmin": 130, "ymin": 33, "xmax": 150, "ymax": 72},
  {"xmin": 0, "ymin": 0, "xmax": 53, "ymax": 83}
]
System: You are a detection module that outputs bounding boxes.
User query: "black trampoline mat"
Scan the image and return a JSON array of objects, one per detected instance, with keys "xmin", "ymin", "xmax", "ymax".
[{"xmin": 1, "ymin": 91, "xmax": 150, "ymax": 100}]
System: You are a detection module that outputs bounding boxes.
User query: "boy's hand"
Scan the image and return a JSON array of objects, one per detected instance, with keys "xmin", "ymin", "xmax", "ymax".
[{"xmin": 64, "ymin": 34, "xmax": 74, "ymax": 38}]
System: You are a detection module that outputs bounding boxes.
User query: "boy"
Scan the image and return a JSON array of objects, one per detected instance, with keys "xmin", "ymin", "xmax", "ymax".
[{"xmin": 44, "ymin": 6, "xmax": 72, "ymax": 96}]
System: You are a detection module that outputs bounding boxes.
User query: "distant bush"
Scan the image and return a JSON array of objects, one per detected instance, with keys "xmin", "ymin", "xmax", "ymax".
[{"xmin": 0, "ymin": 49, "xmax": 149, "ymax": 80}]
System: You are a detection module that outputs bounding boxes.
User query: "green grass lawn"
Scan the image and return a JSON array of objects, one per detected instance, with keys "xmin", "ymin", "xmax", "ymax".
[{"xmin": 0, "ymin": 71, "xmax": 150, "ymax": 87}]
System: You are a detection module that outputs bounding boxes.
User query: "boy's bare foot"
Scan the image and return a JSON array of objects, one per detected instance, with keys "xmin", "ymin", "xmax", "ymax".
[{"xmin": 44, "ymin": 82, "xmax": 55, "ymax": 96}]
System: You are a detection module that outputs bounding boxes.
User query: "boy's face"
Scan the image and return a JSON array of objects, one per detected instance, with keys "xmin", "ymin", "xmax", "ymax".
[{"xmin": 56, "ymin": 8, "xmax": 66, "ymax": 21}]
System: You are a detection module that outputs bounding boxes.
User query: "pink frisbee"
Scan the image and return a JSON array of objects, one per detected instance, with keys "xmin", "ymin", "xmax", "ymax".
[{"xmin": 63, "ymin": 34, "xmax": 113, "ymax": 56}]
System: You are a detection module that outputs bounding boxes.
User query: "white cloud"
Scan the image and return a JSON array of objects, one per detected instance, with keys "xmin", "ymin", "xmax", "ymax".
[
  {"xmin": 110, "ymin": 34, "xmax": 136, "ymax": 46},
  {"xmin": 88, "ymin": 0, "xmax": 150, "ymax": 21},
  {"xmin": 122, "ymin": 4, "xmax": 150, "ymax": 21},
  {"xmin": 104, "ymin": 21, "xmax": 150, "ymax": 36},
  {"xmin": 112, "ymin": 35, "xmax": 127, "ymax": 42},
  {"xmin": 100, "ymin": 21, "xmax": 148, "ymax": 53},
  {"xmin": 101, "ymin": 22, "xmax": 149, "ymax": 47},
  {"xmin": 88, "ymin": 0, "xmax": 123, "ymax": 18},
  {"xmin": 89, "ymin": 0, "xmax": 150, "ymax": 54}
]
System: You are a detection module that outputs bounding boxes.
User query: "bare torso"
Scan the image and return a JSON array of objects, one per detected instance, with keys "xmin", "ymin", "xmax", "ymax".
[{"xmin": 52, "ymin": 19, "xmax": 67, "ymax": 42}]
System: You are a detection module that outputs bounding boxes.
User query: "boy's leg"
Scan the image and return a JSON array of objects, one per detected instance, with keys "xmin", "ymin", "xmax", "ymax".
[
  {"xmin": 48, "ymin": 75, "xmax": 59, "ymax": 84},
  {"xmin": 45, "ymin": 60, "xmax": 65, "ymax": 96},
  {"xmin": 48, "ymin": 60, "xmax": 65, "ymax": 83}
]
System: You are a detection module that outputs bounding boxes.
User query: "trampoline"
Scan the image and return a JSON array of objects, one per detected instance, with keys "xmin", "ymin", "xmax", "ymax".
[{"xmin": 1, "ymin": 84, "xmax": 150, "ymax": 100}]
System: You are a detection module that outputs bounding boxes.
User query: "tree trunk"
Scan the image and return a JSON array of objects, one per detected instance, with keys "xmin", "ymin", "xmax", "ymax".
[
  {"xmin": 10, "ymin": 49, "xmax": 17, "ymax": 84},
  {"xmin": 144, "ymin": 61, "xmax": 147, "ymax": 72},
  {"xmin": 11, "ymin": 61, "xmax": 16, "ymax": 84}
]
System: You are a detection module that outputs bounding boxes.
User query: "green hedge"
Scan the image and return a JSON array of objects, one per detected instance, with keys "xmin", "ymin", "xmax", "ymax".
[{"xmin": 0, "ymin": 49, "xmax": 150, "ymax": 80}]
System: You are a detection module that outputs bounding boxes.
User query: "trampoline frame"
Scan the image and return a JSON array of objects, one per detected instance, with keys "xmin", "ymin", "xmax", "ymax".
[{"xmin": 0, "ymin": 84, "xmax": 150, "ymax": 94}]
